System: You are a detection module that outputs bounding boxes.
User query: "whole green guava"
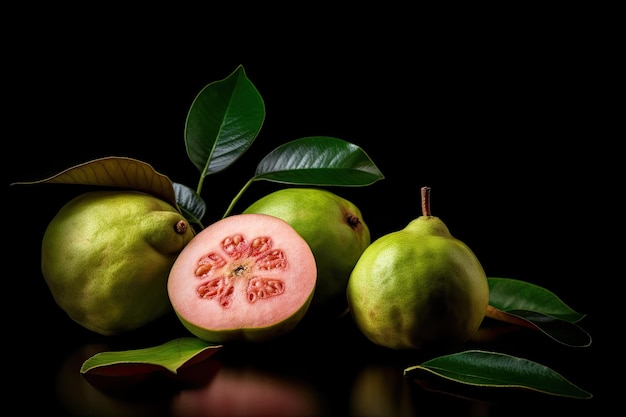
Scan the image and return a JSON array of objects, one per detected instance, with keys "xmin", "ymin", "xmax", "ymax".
[
  {"xmin": 243, "ymin": 187, "xmax": 370, "ymax": 320},
  {"xmin": 41, "ymin": 190, "xmax": 195, "ymax": 336},
  {"xmin": 346, "ymin": 187, "xmax": 489, "ymax": 350}
]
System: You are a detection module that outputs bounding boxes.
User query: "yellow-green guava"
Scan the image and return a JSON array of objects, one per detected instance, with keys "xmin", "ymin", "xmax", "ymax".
[
  {"xmin": 41, "ymin": 190, "xmax": 195, "ymax": 336},
  {"xmin": 242, "ymin": 188, "xmax": 370, "ymax": 320},
  {"xmin": 346, "ymin": 187, "xmax": 489, "ymax": 351}
]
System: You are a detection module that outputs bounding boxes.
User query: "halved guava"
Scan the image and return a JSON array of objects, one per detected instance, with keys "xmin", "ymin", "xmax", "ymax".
[{"xmin": 167, "ymin": 213, "xmax": 317, "ymax": 343}]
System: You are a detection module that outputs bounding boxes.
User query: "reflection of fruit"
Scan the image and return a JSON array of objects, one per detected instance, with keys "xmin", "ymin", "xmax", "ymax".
[
  {"xmin": 350, "ymin": 365, "xmax": 415, "ymax": 417},
  {"xmin": 41, "ymin": 191, "xmax": 195, "ymax": 336},
  {"xmin": 347, "ymin": 187, "xmax": 489, "ymax": 350},
  {"xmin": 168, "ymin": 213, "xmax": 317, "ymax": 343},
  {"xmin": 171, "ymin": 366, "xmax": 324, "ymax": 417},
  {"xmin": 243, "ymin": 187, "xmax": 370, "ymax": 319}
]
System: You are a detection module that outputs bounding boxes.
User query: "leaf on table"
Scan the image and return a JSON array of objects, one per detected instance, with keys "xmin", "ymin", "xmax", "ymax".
[
  {"xmin": 10, "ymin": 156, "xmax": 178, "ymax": 209},
  {"xmin": 404, "ymin": 350, "xmax": 592, "ymax": 400},
  {"xmin": 486, "ymin": 307, "xmax": 592, "ymax": 347},
  {"xmin": 185, "ymin": 64, "xmax": 265, "ymax": 177},
  {"xmin": 80, "ymin": 337, "xmax": 222, "ymax": 377},
  {"xmin": 485, "ymin": 277, "xmax": 592, "ymax": 347},
  {"xmin": 488, "ymin": 277, "xmax": 585, "ymax": 322},
  {"xmin": 253, "ymin": 136, "xmax": 385, "ymax": 186}
]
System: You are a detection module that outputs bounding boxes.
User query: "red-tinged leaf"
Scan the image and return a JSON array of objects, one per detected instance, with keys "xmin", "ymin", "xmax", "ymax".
[
  {"xmin": 486, "ymin": 277, "xmax": 592, "ymax": 347},
  {"xmin": 81, "ymin": 337, "xmax": 221, "ymax": 377},
  {"xmin": 488, "ymin": 277, "xmax": 585, "ymax": 322},
  {"xmin": 79, "ymin": 338, "xmax": 223, "ymax": 394}
]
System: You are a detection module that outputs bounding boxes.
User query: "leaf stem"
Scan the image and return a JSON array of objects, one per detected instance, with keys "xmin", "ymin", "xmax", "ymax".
[
  {"xmin": 196, "ymin": 174, "xmax": 206, "ymax": 196},
  {"xmin": 421, "ymin": 186, "xmax": 431, "ymax": 217},
  {"xmin": 222, "ymin": 178, "xmax": 255, "ymax": 218},
  {"xmin": 484, "ymin": 305, "xmax": 538, "ymax": 330}
]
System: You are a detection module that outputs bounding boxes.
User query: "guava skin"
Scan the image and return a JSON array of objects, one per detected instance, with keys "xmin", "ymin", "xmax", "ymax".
[
  {"xmin": 242, "ymin": 188, "xmax": 370, "ymax": 319},
  {"xmin": 346, "ymin": 216, "xmax": 489, "ymax": 351},
  {"xmin": 41, "ymin": 191, "xmax": 195, "ymax": 336},
  {"xmin": 167, "ymin": 213, "xmax": 317, "ymax": 343}
]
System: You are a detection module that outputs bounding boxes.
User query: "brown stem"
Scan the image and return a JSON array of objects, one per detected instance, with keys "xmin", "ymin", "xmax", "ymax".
[
  {"xmin": 484, "ymin": 305, "xmax": 537, "ymax": 330},
  {"xmin": 421, "ymin": 186, "xmax": 431, "ymax": 216}
]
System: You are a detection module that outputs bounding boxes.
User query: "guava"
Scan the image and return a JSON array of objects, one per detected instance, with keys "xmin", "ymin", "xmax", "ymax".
[
  {"xmin": 41, "ymin": 190, "xmax": 195, "ymax": 336},
  {"xmin": 242, "ymin": 187, "xmax": 370, "ymax": 320},
  {"xmin": 167, "ymin": 213, "xmax": 317, "ymax": 343},
  {"xmin": 346, "ymin": 187, "xmax": 489, "ymax": 351}
]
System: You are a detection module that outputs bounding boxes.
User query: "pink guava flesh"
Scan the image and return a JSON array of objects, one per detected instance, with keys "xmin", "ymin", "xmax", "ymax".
[{"xmin": 168, "ymin": 214, "xmax": 317, "ymax": 342}]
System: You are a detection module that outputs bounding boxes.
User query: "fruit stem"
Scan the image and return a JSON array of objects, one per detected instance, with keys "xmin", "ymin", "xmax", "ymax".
[{"xmin": 421, "ymin": 186, "xmax": 431, "ymax": 217}]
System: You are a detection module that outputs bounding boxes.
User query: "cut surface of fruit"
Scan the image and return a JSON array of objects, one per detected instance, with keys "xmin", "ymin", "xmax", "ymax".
[{"xmin": 168, "ymin": 213, "xmax": 317, "ymax": 342}]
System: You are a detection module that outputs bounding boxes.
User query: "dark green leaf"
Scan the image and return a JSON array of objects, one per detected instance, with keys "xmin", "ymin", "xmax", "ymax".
[
  {"xmin": 221, "ymin": 136, "xmax": 386, "ymax": 217},
  {"xmin": 254, "ymin": 136, "xmax": 385, "ymax": 186},
  {"xmin": 404, "ymin": 350, "xmax": 592, "ymax": 399},
  {"xmin": 173, "ymin": 182, "xmax": 206, "ymax": 229},
  {"xmin": 488, "ymin": 277, "xmax": 585, "ymax": 322},
  {"xmin": 185, "ymin": 65, "xmax": 265, "ymax": 177},
  {"xmin": 486, "ymin": 277, "xmax": 591, "ymax": 347},
  {"xmin": 10, "ymin": 156, "xmax": 178, "ymax": 209},
  {"xmin": 498, "ymin": 309, "xmax": 592, "ymax": 347},
  {"xmin": 80, "ymin": 337, "xmax": 222, "ymax": 376}
]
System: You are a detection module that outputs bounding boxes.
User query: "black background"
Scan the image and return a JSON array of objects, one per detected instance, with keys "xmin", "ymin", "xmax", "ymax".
[{"xmin": 5, "ymin": 12, "xmax": 613, "ymax": 416}]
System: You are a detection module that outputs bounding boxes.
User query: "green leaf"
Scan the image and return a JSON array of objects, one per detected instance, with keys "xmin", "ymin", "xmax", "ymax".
[
  {"xmin": 488, "ymin": 277, "xmax": 585, "ymax": 322},
  {"xmin": 253, "ymin": 136, "xmax": 385, "ymax": 186},
  {"xmin": 220, "ymin": 136, "xmax": 385, "ymax": 217},
  {"xmin": 173, "ymin": 182, "xmax": 206, "ymax": 229},
  {"xmin": 185, "ymin": 64, "xmax": 265, "ymax": 181},
  {"xmin": 10, "ymin": 156, "xmax": 178, "ymax": 209},
  {"xmin": 486, "ymin": 277, "xmax": 591, "ymax": 347},
  {"xmin": 404, "ymin": 350, "xmax": 592, "ymax": 399},
  {"xmin": 80, "ymin": 337, "xmax": 222, "ymax": 376},
  {"xmin": 496, "ymin": 309, "xmax": 592, "ymax": 347}
]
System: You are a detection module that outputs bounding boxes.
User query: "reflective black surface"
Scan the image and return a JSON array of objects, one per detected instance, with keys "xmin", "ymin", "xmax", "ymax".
[
  {"xmin": 6, "ymin": 31, "xmax": 604, "ymax": 415},
  {"xmin": 12, "ymin": 304, "xmax": 597, "ymax": 416}
]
